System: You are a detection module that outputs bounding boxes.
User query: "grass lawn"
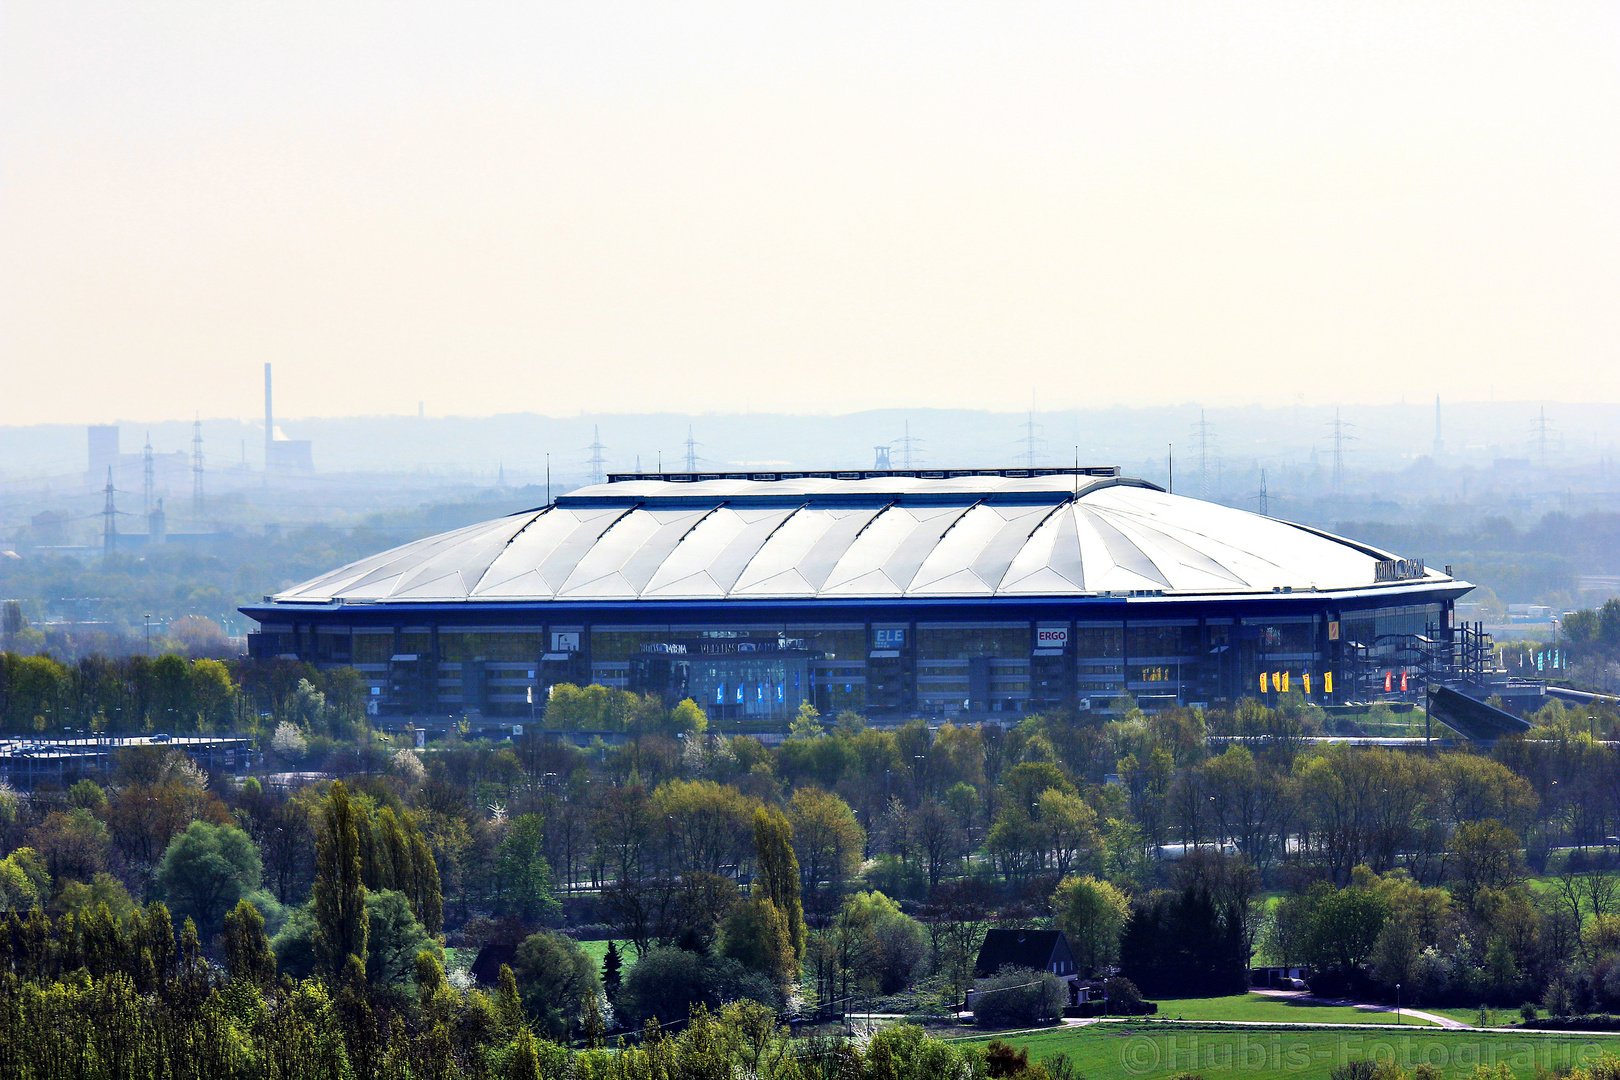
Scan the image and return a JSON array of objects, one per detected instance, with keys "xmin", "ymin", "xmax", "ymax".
[
  {"xmin": 1421, "ymin": 1006, "xmax": 1522, "ymax": 1028},
  {"xmin": 1152, "ymin": 994, "xmax": 1437, "ymax": 1027},
  {"xmin": 574, "ymin": 939, "xmax": 633, "ymax": 969},
  {"xmin": 960, "ymin": 1021, "xmax": 1620, "ymax": 1080}
]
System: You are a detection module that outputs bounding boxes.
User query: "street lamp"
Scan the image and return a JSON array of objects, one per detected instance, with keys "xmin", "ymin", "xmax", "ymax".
[{"xmin": 1396, "ymin": 983, "xmax": 1402, "ymax": 1024}]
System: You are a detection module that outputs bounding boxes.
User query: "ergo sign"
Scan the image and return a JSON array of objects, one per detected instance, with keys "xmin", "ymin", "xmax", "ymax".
[{"xmin": 1036, "ymin": 627, "xmax": 1070, "ymax": 647}]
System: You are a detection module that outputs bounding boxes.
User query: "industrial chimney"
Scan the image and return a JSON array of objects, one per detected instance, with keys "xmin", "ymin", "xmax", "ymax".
[{"xmin": 264, "ymin": 362, "xmax": 273, "ymax": 473}]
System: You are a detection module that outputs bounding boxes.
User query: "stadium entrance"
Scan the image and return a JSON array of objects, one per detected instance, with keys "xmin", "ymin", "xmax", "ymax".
[{"xmin": 629, "ymin": 639, "xmax": 816, "ymax": 722}]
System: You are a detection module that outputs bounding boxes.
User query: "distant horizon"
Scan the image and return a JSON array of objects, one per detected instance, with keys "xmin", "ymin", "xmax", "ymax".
[{"xmin": 3, "ymin": 395, "xmax": 1614, "ymax": 429}]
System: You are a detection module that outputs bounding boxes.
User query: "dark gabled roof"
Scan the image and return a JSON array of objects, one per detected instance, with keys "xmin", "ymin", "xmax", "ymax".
[
  {"xmin": 974, "ymin": 928, "xmax": 1072, "ymax": 978},
  {"xmin": 469, "ymin": 940, "xmax": 517, "ymax": 987}
]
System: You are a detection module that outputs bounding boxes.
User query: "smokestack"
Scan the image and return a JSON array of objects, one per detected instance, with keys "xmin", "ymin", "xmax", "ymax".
[{"xmin": 264, "ymin": 362, "xmax": 273, "ymax": 472}]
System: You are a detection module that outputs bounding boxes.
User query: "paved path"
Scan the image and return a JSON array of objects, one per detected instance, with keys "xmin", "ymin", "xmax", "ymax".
[{"xmin": 1252, "ymin": 988, "xmax": 1465, "ymax": 1028}]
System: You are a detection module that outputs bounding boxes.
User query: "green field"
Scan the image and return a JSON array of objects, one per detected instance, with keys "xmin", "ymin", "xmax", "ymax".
[
  {"xmin": 575, "ymin": 939, "xmax": 633, "ymax": 968},
  {"xmin": 1153, "ymin": 994, "xmax": 1436, "ymax": 1027},
  {"xmin": 964, "ymin": 1022, "xmax": 1620, "ymax": 1080},
  {"xmin": 1423, "ymin": 1007, "xmax": 1516, "ymax": 1028}
]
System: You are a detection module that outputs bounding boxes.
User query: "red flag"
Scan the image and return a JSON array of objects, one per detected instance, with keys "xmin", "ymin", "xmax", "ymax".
[
  {"xmin": 1400, "ymin": 670, "xmax": 1409, "ymax": 692},
  {"xmin": 1384, "ymin": 671, "xmax": 1393, "ymax": 693}
]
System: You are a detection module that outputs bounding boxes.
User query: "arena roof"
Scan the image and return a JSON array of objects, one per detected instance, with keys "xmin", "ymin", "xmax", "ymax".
[{"xmin": 262, "ymin": 471, "xmax": 1458, "ymax": 606}]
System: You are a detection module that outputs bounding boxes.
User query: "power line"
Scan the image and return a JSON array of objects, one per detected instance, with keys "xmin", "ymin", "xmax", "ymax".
[
  {"xmin": 684, "ymin": 426, "xmax": 702, "ymax": 472},
  {"xmin": 1192, "ymin": 410, "xmax": 1217, "ymax": 499},
  {"xmin": 1328, "ymin": 408, "xmax": 1356, "ymax": 494},
  {"xmin": 1531, "ymin": 407, "xmax": 1556, "ymax": 470},
  {"xmin": 142, "ymin": 434, "xmax": 155, "ymax": 515},
  {"xmin": 1016, "ymin": 404, "xmax": 1045, "ymax": 469},
  {"xmin": 102, "ymin": 468, "xmax": 118, "ymax": 554},
  {"xmin": 192, "ymin": 417, "xmax": 205, "ymax": 516},
  {"xmin": 585, "ymin": 426, "xmax": 608, "ymax": 485},
  {"xmin": 893, "ymin": 421, "xmax": 923, "ymax": 469}
]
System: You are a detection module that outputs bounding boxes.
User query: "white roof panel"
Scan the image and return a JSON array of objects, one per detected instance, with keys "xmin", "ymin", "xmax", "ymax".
[{"xmin": 265, "ymin": 475, "xmax": 1453, "ymax": 604}]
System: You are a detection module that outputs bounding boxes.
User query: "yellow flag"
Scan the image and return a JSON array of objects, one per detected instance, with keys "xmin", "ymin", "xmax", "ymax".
[
  {"xmin": 1280, "ymin": 671, "xmax": 1290, "ymax": 692},
  {"xmin": 1325, "ymin": 671, "xmax": 1334, "ymax": 694},
  {"xmin": 1260, "ymin": 672, "xmax": 1269, "ymax": 693},
  {"xmin": 1303, "ymin": 672, "xmax": 1312, "ymax": 695}
]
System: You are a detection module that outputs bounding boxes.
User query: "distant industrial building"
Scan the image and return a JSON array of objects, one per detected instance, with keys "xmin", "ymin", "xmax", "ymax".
[
  {"xmin": 243, "ymin": 469, "xmax": 1474, "ymax": 721},
  {"xmin": 264, "ymin": 363, "xmax": 315, "ymax": 474}
]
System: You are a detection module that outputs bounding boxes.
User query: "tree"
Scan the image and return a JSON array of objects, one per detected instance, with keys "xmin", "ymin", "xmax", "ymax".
[
  {"xmin": 273, "ymin": 888, "xmax": 435, "ymax": 987},
  {"xmin": 789, "ymin": 702, "xmax": 824, "ymax": 739},
  {"xmin": 507, "ymin": 1027, "xmax": 544, "ymax": 1080},
  {"xmin": 602, "ymin": 939, "xmax": 624, "ymax": 1002},
  {"xmin": 223, "ymin": 898, "xmax": 277, "ymax": 987},
  {"xmin": 1119, "ymin": 886, "xmax": 1249, "ymax": 997},
  {"xmin": 1036, "ymin": 788, "xmax": 1100, "ymax": 877},
  {"xmin": 1451, "ymin": 820, "xmax": 1526, "ymax": 910},
  {"xmin": 511, "ymin": 930, "xmax": 600, "ymax": 1039},
  {"xmin": 720, "ymin": 894, "xmax": 797, "ymax": 991},
  {"xmin": 154, "ymin": 821, "xmax": 263, "ymax": 937},
  {"xmin": 839, "ymin": 890, "xmax": 927, "ymax": 996},
  {"xmin": 651, "ymin": 779, "xmax": 758, "ymax": 877},
  {"xmin": 752, "ymin": 807, "xmax": 805, "ymax": 960},
  {"xmin": 313, "ymin": 781, "xmax": 369, "ymax": 975},
  {"xmin": 1051, "ymin": 875, "xmax": 1130, "ymax": 975},
  {"xmin": 495, "ymin": 814, "xmax": 562, "ymax": 923},
  {"xmin": 669, "ymin": 698, "xmax": 708, "ymax": 737},
  {"xmin": 27, "ymin": 808, "xmax": 110, "ymax": 883},
  {"xmin": 0, "ymin": 847, "xmax": 49, "ymax": 912},
  {"xmin": 617, "ymin": 946, "xmax": 780, "ymax": 1027},
  {"xmin": 363, "ymin": 889, "xmax": 438, "ymax": 988},
  {"xmin": 786, "ymin": 787, "xmax": 865, "ymax": 906},
  {"xmin": 1304, "ymin": 885, "xmax": 1390, "ymax": 973}
]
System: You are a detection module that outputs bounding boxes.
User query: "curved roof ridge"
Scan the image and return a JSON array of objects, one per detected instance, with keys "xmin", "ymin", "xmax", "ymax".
[{"xmin": 259, "ymin": 476, "xmax": 1458, "ymax": 605}]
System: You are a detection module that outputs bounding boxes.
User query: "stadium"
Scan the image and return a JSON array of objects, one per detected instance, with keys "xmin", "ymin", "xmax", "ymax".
[{"xmin": 242, "ymin": 468, "xmax": 1472, "ymax": 722}]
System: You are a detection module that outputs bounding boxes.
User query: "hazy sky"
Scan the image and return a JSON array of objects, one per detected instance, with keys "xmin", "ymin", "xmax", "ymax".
[{"xmin": 3, "ymin": 2, "xmax": 1616, "ymax": 426}]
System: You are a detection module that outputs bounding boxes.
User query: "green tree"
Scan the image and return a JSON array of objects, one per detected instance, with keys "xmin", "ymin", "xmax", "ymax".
[
  {"xmin": 154, "ymin": 821, "xmax": 263, "ymax": 937},
  {"xmin": 839, "ymin": 890, "xmax": 927, "ymax": 996},
  {"xmin": 753, "ymin": 806, "xmax": 805, "ymax": 960},
  {"xmin": 0, "ymin": 847, "xmax": 49, "ymax": 912},
  {"xmin": 223, "ymin": 898, "xmax": 277, "ymax": 987},
  {"xmin": 1450, "ymin": 819, "xmax": 1526, "ymax": 909},
  {"xmin": 1305, "ymin": 885, "xmax": 1390, "ymax": 972},
  {"xmin": 273, "ymin": 888, "xmax": 436, "ymax": 987},
  {"xmin": 1051, "ymin": 874, "xmax": 1130, "ymax": 975},
  {"xmin": 511, "ymin": 930, "xmax": 600, "ymax": 1040},
  {"xmin": 495, "ymin": 814, "xmax": 562, "ymax": 923},
  {"xmin": 507, "ymin": 1027, "xmax": 544, "ymax": 1080},
  {"xmin": 601, "ymin": 939, "xmax": 623, "ymax": 1002},
  {"xmin": 669, "ymin": 698, "xmax": 708, "ymax": 736},
  {"xmin": 720, "ymin": 894, "xmax": 797, "ymax": 991},
  {"xmin": 786, "ymin": 786, "xmax": 865, "ymax": 906},
  {"xmin": 363, "ymin": 889, "xmax": 439, "ymax": 988},
  {"xmin": 313, "ymin": 781, "xmax": 369, "ymax": 975}
]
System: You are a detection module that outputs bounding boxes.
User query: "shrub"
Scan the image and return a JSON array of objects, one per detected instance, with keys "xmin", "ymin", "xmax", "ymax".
[
  {"xmin": 616, "ymin": 946, "xmax": 781, "ymax": 1028},
  {"xmin": 972, "ymin": 968, "xmax": 1066, "ymax": 1028}
]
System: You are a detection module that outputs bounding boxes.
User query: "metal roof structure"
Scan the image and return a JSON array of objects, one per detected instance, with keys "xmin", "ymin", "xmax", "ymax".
[{"xmin": 264, "ymin": 470, "xmax": 1456, "ymax": 607}]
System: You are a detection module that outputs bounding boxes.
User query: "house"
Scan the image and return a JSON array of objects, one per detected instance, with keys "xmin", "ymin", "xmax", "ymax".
[
  {"xmin": 973, "ymin": 928, "xmax": 1079, "ymax": 980},
  {"xmin": 969, "ymin": 929, "xmax": 1083, "ymax": 1010}
]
